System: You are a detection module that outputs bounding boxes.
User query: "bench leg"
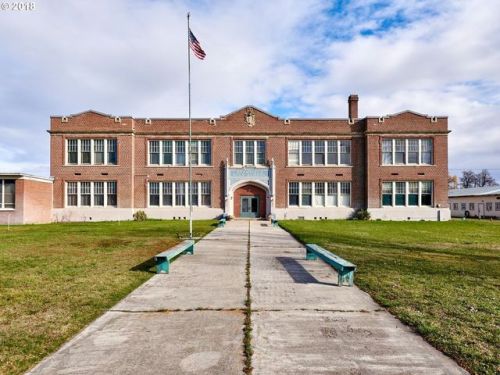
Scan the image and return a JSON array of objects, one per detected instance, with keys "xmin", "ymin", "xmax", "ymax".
[
  {"xmin": 348, "ymin": 271, "xmax": 354, "ymax": 287},
  {"xmin": 185, "ymin": 245, "xmax": 194, "ymax": 255},
  {"xmin": 155, "ymin": 258, "xmax": 170, "ymax": 274},
  {"xmin": 306, "ymin": 249, "xmax": 317, "ymax": 260}
]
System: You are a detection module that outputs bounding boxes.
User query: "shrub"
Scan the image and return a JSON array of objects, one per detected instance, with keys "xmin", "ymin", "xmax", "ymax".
[
  {"xmin": 353, "ymin": 209, "xmax": 371, "ymax": 220},
  {"xmin": 133, "ymin": 210, "xmax": 147, "ymax": 221}
]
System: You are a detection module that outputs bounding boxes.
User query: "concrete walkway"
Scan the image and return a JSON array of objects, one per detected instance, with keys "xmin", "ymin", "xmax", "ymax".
[{"xmin": 27, "ymin": 220, "xmax": 468, "ymax": 375}]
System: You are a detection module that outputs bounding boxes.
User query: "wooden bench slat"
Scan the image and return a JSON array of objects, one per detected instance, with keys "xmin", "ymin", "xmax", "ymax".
[{"xmin": 305, "ymin": 243, "xmax": 356, "ymax": 287}]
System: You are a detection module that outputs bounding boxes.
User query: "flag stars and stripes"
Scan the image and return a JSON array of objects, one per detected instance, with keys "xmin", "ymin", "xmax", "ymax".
[{"xmin": 189, "ymin": 29, "xmax": 206, "ymax": 60}]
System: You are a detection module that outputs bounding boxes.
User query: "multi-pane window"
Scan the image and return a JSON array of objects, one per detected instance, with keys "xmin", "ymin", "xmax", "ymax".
[
  {"xmin": 288, "ymin": 182, "xmax": 299, "ymax": 206},
  {"xmin": 288, "ymin": 141, "xmax": 300, "ymax": 166},
  {"xmin": 66, "ymin": 181, "xmax": 117, "ymax": 207},
  {"xmin": 381, "ymin": 181, "xmax": 433, "ymax": 206},
  {"xmin": 381, "ymin": 138, "xmax": 433, "ymax": 165},
  {"xmin": 68, "ymin": 139, "xmax": 118, "ymax": 165},
  {"xmin": 287, "ymin": 140, "xmax": 352, "ymax": 166},
  {"xmin": 486, "ymin": 202, "xmax": 493, "ymax": 211},
  {"xmin": 453, "ymin": 203, "xmax": 458, "ymax": 210},
  {"xmin": 495, "ymin": 202, "xmax": 500, "ymax": 211},
  {"xmin": 149, "ymin": 181, "xmax": 211, "ymax": 207},
  {"xmin": 80, "ymin": 182, "xmax": 91, "ymax": 206},
  {"xmin": 461, "ymin": 203, "xmax": 466, "ymax": 210},
  {"xmin": 93, "ymin": 181, "xmax": 105, "ymax": 206},
  {"xmin": 148, "ymin": 140, "xmax": 211, "ymax": 166},
  {"xmin": 288, "ymin": 181, "xmax": 351, "ymax": 207},
  {"xmin": 233, "ymin": 140, "xmax": 266, "ymax": 166},
  {"xmin": 0, "ymin": 179, "xmax": 15, "ymax": 209},
  {"xmin": 94, "ymin": 139, "xmax": 105, "ymax": 165},
  {"xmin": 469, "ymin": 203, "xmax": 475, "ymax": 211},
  {"xmin": 81, "ymin": 140, "xmax": 91, "ymax": 164}
]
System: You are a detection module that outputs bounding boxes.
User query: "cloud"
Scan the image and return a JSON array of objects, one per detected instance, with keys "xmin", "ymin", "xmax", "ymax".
[{"xmin": 0, "ymin": 0, "xmax": 499, "ymax": 180}]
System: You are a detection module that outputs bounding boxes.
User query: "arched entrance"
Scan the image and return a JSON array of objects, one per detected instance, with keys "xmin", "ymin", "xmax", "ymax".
[{"xmin": 233, "ymin": 184, "xmax": 266, "ymax": 218}]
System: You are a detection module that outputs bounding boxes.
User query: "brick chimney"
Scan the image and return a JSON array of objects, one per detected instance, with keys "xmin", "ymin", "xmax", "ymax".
[{"xmin": 348, "ymin": 94, "xmax": 359, "ymax": 119}]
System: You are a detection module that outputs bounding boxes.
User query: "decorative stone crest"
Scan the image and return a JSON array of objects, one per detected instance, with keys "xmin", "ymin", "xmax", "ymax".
[{"xmin": 245, "ymin": 107, "xmax": 256, "ymax": 127}]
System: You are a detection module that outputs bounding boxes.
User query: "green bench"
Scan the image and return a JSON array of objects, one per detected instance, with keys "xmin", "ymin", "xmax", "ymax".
[
  {"xmin": 218, "ymin": 218, "xmax": 226, "ymax": 227},
  {"xmin": 305, "ymin": 244, "xmax": 356, "ymax": 286},
  {"xmin": 154, "ymin": 240, "xmax": 194, "ymax": 274},
  {"xmin": 271, "ymin": 218, "xmax": 278, "ymax": 227}
]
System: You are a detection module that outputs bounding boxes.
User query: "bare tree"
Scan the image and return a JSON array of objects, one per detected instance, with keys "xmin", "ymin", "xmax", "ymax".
[
  {"xmin": 448, "ymin": 175, "xmax": 458, "ymax": 189},
  {"xmin": 460, "ymin": 170, "xmax": 477, "ymax": 188},
  {"xmin": 476, "ymin": 169, "xmax": 498, "ymax": 187}
]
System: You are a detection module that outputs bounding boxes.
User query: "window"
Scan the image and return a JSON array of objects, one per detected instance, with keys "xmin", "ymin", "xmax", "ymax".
[
  {"xmin": 67, "ymin": 182, "xmax": 78, "ymax": 207},
  {"xmin": 421, "ymin": 181, "xmax": 433, "ymax": 206},
  {"xmin": 288, "ymin": 181, "xmax": 351, "ymax": 207},
  {"xmin": 0, "ymin": 179, "xmax": 15, "ymax": 209},
  {"xmin": 68, "ymin": 139, "xmax": 78, "ymax": 164},
  {"xmin": 495, "ymin": 202, "xmax": 500, "ymax": 211},
  {"xmin": 469, "ymin": 203, "xmax": 475, "ymax": 211},
  {"xmin": 81, "ymin": 140, "xmax": 91, "ymax": 164},
  {"xmin": 93, "ymin": 182, "xmax": 105, "ymax": 206},
  {"xmin": 175, "ymin": 141, "xmax": 186, "ymax": 166},
  {"xmin": 327, "ymin": 182, "xmax": 337, "ymax": 206},
  {"xmin": 421, "ymin": 139, "xmax": 433, "ymax": 164},
  {"xmin": 314, "ymin": 141, "xmax": 325, "ymax": 165},
  {"xmin": 301, "ymin": 141, "xmax": 313, "ymax": 165},
  {"xmin": 453, "ymin": 203, "xmax": 458, "ymax": 210},
  {"xmin": 395, "ymin": 182, "xmax": 406, "ymax": 206},
  {"xmin": 288, "ymin": 141, "xmax": 300, "ymax": 166},
  {"xmin": 200, "ymin": 182, "xmax": 211, "ymax": 206},
  {"xmin": 339, "ymin": 141, "xmax": 351, "ymax": 165},
  {"xmin": 340, "ymin": 182, "xmax": 351, "ymax": 206},
  {"xmin": 189, "ymin": 182, "xmax": 198, "ymax": 206},
  {"xmin": 288, "ymin": 140, "xmax": 351, "ymax": 166},
  {"xmin": 315, "ymin": 182, "xmax": 325, "ymax": 206},
  {"xmin": 163, "ymin": 141, "xmax": 173, "ymax": 165},
  {"xmin": 150, "ymin": 141, "xmax": 160, "ymax": 165},
  {"xmin": 288, "ymin": 182, "xmax": 299, "ymax": 206},
  {"xmin": 94, "ymin": 140, "xmax": 105, "ymax": 165},
  {"xmin": 107, "ymin": 181, "xmax": 117, "ymax": 206},
  {"xmin": 395, "ymin": 139, "xmax": 405, "ymax": 164},
  {"xmin": 200, "ymin": 141, "xmax": 211, "ymax": 165},
  {"xmin": 149, "ymin": 182, "xmax": 160, "ymax": 206},
  {"xmin": 486, "ymin": 202, "xmax": 493, "ymax": 211},
  {"xmin": 301, "ymin": 182, "xmax": 312, "ymax": 206},
  {"xmin": 382, "ymin": 182, "xmax": 393, "ymax": 206},
  {"xmin": 461, "ymin": 203, "xmax": 466, "ymax": 210},
  {"xmin": 408, "ymin": 139, "xmax": 419, "ymax": 164},
  {"xmin": 80, "ymin": 182, "xmax": 91, "ymax": 206},
  {"xmin": 408, "ymin": 182, "xmax": 419, "ymax": 206},
  {"xmin": 233, "ymin": 140, "xmax": 266, "ymax": 166},
  {"xmin": 327, "ymin": 141, "xmax": 338, "ymax": 165},
  {"xmin": 382, "ymin": 139, "xmax": 392, "ymax": 165},
  {"xmin": 162, "ymin": 182, "xmax": 173, "ymax": 206},
  {"xmin": 382, "ymin": 138, "xmax": 433, "ymax": 165},
  {"xmin": 175, "ymin": 182, "xmax": 185, "ymax": 206},
  {"xmin": 189, "ymin": 141, "xmax": 198, "ymax": 165},
  {"xmin": 245, "ymin": 141, "xmax": 255, "ymax": 165},
  {"xmin": 107, "ymin": 139, "xmax": 117, "ymax": 165}
]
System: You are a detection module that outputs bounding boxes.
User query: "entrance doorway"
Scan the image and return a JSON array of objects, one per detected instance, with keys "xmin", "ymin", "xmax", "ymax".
[{"xmin": 240, "ymin": 196, "xmax": 259, "ymax": 218}]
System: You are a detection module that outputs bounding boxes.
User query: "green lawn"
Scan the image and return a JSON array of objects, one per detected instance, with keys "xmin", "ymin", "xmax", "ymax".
[
  {"xmin": 0, "ymin": 220, "xmax": 215, "ymax": 375},
  {"xmin": 279, "ymin": 219, "xmax": 500, "ymax": 375}
]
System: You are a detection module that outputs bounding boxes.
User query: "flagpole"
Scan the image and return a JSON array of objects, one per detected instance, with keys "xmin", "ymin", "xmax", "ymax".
[{"xmin": 187, "ymin": 12, "xmax": 193, "ymax": 240}]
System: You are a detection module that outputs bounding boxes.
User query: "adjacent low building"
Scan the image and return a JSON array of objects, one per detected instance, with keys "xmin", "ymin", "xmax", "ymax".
[
  {"xmin": 0, "ymin": 173, "xmax": 53, "ymax": 224},
  {"xmin": 48, "ymin": 95, "xmax": 451, "ymax": 221},
  {"xmin": 449, "ymin": 187, "xmax": 500, "ymax": 219}
]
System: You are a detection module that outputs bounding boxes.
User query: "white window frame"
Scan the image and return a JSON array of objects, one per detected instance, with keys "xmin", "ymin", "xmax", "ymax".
[
  {"xmin": 147, "ymin": 181, "xmax": 211, "ymax": 207},
  {"xmin": 381, "ymin": 181, "xmax": 433, "ymax": 207},
  {"xmin": 0, "ymin": 179, "xmax": 16, "ymax": 210},
  {"xmin": 287, "ymin": 181, "xmax": 351, "ymax": 208},
  {"xmin": 233, "ymin": 140, "xmax": 266, "ymax": 166},
  {"xmin": 65, "ymin": 139, "xmax": 118, "ymax": 166},
  {"xmin": 147, "ymin": 140, "xmax": 211, "ymax": 167},
  {"xmin": 381, "ymin": 138, "xmax": 434, "ymax": 166},
  {"xmin": 65, "ymin": 181, "xmax": 117, "ymax": 208},
  {"xmin": 287, "ymin": 140, "xmax": 352, "ymax": 166}
]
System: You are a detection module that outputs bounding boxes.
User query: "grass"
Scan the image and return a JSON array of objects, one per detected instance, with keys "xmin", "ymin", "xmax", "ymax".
[
  {"xmin": 0, "ymin": 220, "xmax": 215, "ymax": 375},
  {"xmin": 279, "ymin": 219, "xmax": 500, "ymax": 375}
]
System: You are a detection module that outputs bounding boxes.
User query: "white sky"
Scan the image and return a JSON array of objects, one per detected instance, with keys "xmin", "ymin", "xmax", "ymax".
[{"xmin": 0, "ymin": 0, "xmax": 499, "ymax": 179}]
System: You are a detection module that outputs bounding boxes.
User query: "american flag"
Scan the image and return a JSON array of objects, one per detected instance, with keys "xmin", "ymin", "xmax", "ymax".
[{"xmin": 189, "ymin": 29, "xmax": 206, "ymax": 60}]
